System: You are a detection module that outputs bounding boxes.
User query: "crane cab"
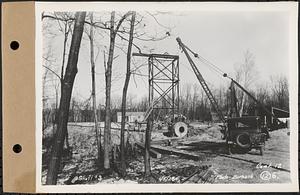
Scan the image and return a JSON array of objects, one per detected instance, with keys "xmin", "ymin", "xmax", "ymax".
[{"xmin": 226, "ymin": 116, "xmax": 267, "ymax": 155}]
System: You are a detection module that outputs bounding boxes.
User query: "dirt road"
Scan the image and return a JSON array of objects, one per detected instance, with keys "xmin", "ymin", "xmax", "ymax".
[
  {"xmin": 166, "ymin": 126, "xmax": 291, "ymax": 184},
  {"xmin": 208, "ymin": 128, "xmax": 290, "ymax": 184}
]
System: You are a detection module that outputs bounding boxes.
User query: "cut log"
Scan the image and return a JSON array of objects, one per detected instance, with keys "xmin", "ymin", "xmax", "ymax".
[
  {"xmin": 135, "ymin": 142, "xmax": 162, "ymax": 159},
  {"xmin": 150, "ymin": 145, "xmax": 205, "ymax": 161}
]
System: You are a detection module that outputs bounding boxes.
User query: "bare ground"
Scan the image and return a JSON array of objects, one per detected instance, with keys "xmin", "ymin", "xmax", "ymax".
[{"xmin": 42, "ymin": 122, "xmax": 291, "ymax": 185}]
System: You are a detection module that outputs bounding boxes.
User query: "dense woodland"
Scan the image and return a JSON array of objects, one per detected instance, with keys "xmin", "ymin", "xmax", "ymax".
[
  {"xmin": 42, "ymin": 11, "xmax": 289, "ymax": 185},
  {"xmin": 43, "ymin": 74, "xmax": 289, "ymax": 127}
]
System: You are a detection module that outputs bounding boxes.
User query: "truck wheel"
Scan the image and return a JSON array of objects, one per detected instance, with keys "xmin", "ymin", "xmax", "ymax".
[{"xmin": 236, "ymin": 133, "xmax": 251, "ymax": 149}]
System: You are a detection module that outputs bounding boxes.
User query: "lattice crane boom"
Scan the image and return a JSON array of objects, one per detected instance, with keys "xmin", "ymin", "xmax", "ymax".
[{"xmin": 176, "ymin": 37, "xmax": 226, "ymax": 123}]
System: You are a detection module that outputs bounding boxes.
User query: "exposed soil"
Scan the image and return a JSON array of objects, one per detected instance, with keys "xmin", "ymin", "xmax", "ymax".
[{"xmin": 42, "ymin": 122, "xmax": 291, "ymax": 185}]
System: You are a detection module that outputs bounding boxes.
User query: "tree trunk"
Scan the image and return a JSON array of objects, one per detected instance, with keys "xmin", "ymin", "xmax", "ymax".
[
  {"xmin": 144, "ymin": 113, "xmax": 153, "ymax": 176},
  {"xmin": 89, "ymin": 13, "xmax": 101, "ymax": 163},
  {"xmin": 60, "ymin": 22, "xmax": 68, "ymax": 89},
  {"xmin": 104, "ymin": 12, "xmax": 116, "ymax": 170},
  {"xmin": 103, "ymin": 11, "xmax": 130, "ymax": 170},
  {"xmin": 120, "ymin": 12, "xmax": 135, "ymax": 177},
  {"xmin": 61, "ymin": 22, "xmax": 70, "ymax": 149},
  {"xmin": 46, "ymin": 12, "xmax": 86, "ymax": 185},
  {"xmin": 230, "ymin": 81, "xmax": 239, "ymax": 117},
  {"xmin": 239, "ymin": 79, "xmax": 246, "ymax": 117},
  {"xmin": 54, "ymin": 86, "xmax": 58, "ymax": 136}
]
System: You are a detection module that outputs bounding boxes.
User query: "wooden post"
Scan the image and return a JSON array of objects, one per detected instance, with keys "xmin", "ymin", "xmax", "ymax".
[{"xmin": 144, "ymin": 112, "xmax": 153, "ymax": 176}]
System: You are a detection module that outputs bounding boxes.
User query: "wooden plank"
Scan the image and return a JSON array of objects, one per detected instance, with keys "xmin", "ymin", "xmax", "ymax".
[
  {"xmin": 135, "ymin": 142, "xmax": 162, "ymax": 159},
  {"xmin": 150, "ymin": 145, "xmax": 205, "ymax": 161},
  {"xmin": 178, "ymin": 140, "xmax": 226, "ymax": 151}
]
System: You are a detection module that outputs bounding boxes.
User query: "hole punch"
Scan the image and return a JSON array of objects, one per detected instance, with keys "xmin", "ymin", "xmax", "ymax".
[
  {"xmin": 10, "ymin": 41, "xmax": 19, "ymax": 50},
  {"xmin": 13, "ymin": 144, "xmax": 22, "ymax": 153}
]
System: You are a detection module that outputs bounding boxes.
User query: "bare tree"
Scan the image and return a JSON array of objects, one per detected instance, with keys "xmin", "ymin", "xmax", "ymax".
[
  {"xmin": 43, "ymin": 11, "xmax": 173, "ymax": 177},
  {"xmin": 144, "ymin": 113, "xmax": 153, "ymax": 176},
  {"xmin": 234, "ymin": 50, "xmax": 257, "ymax": 116},
  {"xmin": 42, "ymin": 12, "xmax": 73, "ymax": 149},
  {"xmin": 46, "ymin": 12, "xmax": 86, "ymax": 185},
  {"xmin": 270, "ymin": 75, "xmax": 289, "ymax": 110},
  {"xmin": 104, "ymin": 11, "xmax": 131, "ymax": 170},
  {"xmin": 88, "ymin": 12, "xmax": 102, "ymax": 163},
  {"xmin": 192, "ymin": 84, "xmax": 199, "ymax": 120},
  {"xmin": 255, "ymin": 83, "xmax": 271, "ymax": 106},
  {"xmin": 120, "ymin": 11, "xmax": 136, "ymax": 176},
  {"xmin": 57, "ymin": 13, "xmax": 73, "ymax": 150},
  {"xmin": 42, "ymin": 49, "xmax": 55, "ymax": 131},
  {"xmin": 182, "ymin": 83, "xmax": 192, "ymax": 118}
]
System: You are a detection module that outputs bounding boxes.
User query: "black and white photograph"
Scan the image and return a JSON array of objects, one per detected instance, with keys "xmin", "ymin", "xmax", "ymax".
[{"xmin": 36, "ymin": 2, "xmax": 298, "ymax": 193}]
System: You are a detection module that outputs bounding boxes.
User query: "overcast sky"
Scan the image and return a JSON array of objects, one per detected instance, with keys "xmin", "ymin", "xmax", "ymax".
[{"xmin": 43, "ymin": 10, "xmax": 290, "ymax": 106}]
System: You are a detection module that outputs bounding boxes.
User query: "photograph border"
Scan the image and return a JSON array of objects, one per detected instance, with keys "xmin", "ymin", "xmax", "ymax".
[{"xmin": 35, "ymin": 2, "xmax": 298, "ymax": 193}]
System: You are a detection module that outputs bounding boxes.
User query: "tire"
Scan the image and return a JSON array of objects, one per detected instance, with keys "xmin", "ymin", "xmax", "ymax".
[{"xmin": 236, "ymin": 133, "xmax": 251, "ymax": 149}]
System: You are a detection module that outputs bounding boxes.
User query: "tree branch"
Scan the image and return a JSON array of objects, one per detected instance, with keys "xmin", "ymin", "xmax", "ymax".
[
  {"xmin": 42, "ymin": 65, "xmax": 61, "ymax": 80},
  {"xmin": 146, "ymin": 11, "xmax": 173, "ymax": 30},
  {"xmin": 42, "ymin": 14, "xmax": 110, "ymax": 30},
  {"xmin": 116, "ymin": 33, "xmax": 142, "ymax": 53},
  {"xmin": 114, "ymin": 12, "xmax": 132, "ymax": 33}
]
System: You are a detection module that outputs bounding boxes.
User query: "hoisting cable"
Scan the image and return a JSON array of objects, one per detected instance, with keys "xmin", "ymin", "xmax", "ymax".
[
  {"xmin": 180, "ymin": 40, "xmax": 285, "ymax": 127},
  {"xmin": 181, "ymin": 42, "xmax": 229, "ymax": 79}
]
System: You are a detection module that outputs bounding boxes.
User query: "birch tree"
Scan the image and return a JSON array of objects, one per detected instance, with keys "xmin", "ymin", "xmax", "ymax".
[{"xmin": 234, "ymin": 50, "xmax": 257, "ymax": 116}]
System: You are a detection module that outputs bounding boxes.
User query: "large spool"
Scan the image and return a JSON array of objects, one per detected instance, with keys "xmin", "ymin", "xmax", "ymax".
[{"xmin": 173, "ymin": 122, "xmax": 188, "ymax": 137}]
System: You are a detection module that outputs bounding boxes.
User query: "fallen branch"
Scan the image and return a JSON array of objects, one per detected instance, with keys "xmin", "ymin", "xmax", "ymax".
[{"xmin": 181, "ymin": 169, "xmax": 201, "ymax": 183}]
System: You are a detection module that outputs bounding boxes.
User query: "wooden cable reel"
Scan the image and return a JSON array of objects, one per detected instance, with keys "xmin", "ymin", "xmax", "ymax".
[{"xmin": 173, "ymin": 122, "xmax": 188, "ymax": 137}]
